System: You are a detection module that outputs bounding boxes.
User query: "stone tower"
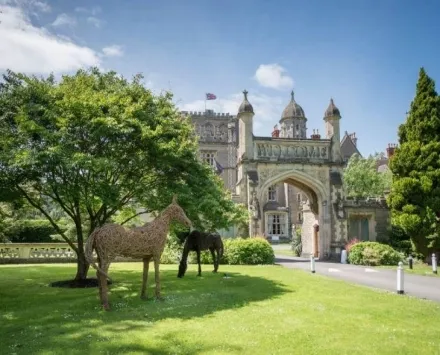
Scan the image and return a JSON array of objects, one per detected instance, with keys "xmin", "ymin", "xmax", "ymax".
[
  {"xmin": 324, "ymin": 98, "xmax": 343, "ymax": 163},
  {"xmin": 236, "ymin": 90, "xmax": 255, "ymax": 197},
  {"xmin": 279, "ymin": 90, "xmax": 307, "ymax": 138}
]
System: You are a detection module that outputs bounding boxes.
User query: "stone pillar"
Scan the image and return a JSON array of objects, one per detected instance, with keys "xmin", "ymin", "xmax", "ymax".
[
  {"xmin": 248, "ymin": 180, "xmax": 261, "ymax": 237},
  {"xmin": 301, "ymin": 200, "xmax": 318, "ymax": 256}
]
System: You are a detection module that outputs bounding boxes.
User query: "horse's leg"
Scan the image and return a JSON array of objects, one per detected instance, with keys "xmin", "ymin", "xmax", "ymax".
[
  {"xmin": 177, "ymin": 243, "xmax": 190, "ymax": 278},
  {"xmin": 209, "ymin": 247, "xmax": 217, "ymax": 273},
  {"xmin": 153, "ymin": 256, "xmax": 163, "ymax": 300},
  {"xmin": 141, "ymin": 256, "xmax": 151, "ymax": 300},
  {"xmin": 96, "ymin": 255, "xmax": 103, "ymax": 301},
  {"xmin": 196, "ymin": 248, "xmax": 202, "ymax": 277},
  {"xmin": 99, "ymin": 260, "xmax": 111, "ymax": 311}
]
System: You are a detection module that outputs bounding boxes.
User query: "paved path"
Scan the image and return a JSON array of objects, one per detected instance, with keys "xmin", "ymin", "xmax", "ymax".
[{"xmin": 275, "ymin": 255, "xmax": 440, "ymax": 302}]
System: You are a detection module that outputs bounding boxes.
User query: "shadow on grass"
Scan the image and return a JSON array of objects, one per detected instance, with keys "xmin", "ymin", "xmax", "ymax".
[{"xmin": 0, "ymin": 265, "xmax": 289, "ymax": 355}]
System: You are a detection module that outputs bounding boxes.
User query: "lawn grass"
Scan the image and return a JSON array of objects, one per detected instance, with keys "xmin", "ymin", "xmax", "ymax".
[
  {"xmin": 376, "ymin": 263, "xmax": 440, "ymax": 277},
  {"xmin": 1, "ymin": 263, "xmax": 440, "ymax": 355}
]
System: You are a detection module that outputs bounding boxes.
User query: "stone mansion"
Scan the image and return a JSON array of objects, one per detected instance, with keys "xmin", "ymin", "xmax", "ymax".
[{"xmin": 180, "ymin": 92, "xmax": 365, "ymax": 242}]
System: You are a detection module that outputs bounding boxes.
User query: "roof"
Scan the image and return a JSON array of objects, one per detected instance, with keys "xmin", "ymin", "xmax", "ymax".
[
  {"xmin": 340, "ymin": 132, "xmax": 362, "ymax": 161},
  {"xmin": 324, "ymin": 98, "xmax": 341, "ymax": 118},
  {"xmin": 281, "ymin": 90, "xmax": 306, "ymax": 121},
  {"xmin": 238, "ymin": 90, "xmax": 254, "ymax": 114}
]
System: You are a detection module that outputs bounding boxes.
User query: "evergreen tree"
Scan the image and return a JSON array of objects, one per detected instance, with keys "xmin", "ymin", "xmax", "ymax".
[{"xmin": 388, "ymin": 68, "xmax": 440, "ymax": 258}]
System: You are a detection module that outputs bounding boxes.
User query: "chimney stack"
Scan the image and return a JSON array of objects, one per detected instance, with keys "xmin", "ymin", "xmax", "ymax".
[
  {"xmin": 349, "ymin": 132, "xmax": 357, "ymax": 147},
  {"xmin": 272, "ymin": 124, "xmax": 280, "ymax": 138},
  {"xmin": 386, "ymin": 143, "xmax": 397, "ymax": 159},
  {"xmin": 311, "ymin": 129, "xmax": 321, "ymax": 140}
]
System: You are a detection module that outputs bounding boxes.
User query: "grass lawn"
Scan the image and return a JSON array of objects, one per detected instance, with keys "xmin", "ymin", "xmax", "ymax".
[
  {"xmin": 376, "ymin": 263, "xmax": 440, "ymax": 277},
  {"xmin": 1, "ymin": 263, "xmax": 440, "ymax": 355}
]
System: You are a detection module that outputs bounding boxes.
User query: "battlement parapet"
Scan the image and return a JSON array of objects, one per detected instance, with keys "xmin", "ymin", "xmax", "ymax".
[{"xmin": 180, "ymin": 110, "xmax": 235, "ymax": 118}]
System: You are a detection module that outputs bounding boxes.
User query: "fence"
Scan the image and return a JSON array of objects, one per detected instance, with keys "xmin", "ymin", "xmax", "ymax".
[{"xmin": 0, "ymin": 243, "xmax": 145, "ymax": 264}]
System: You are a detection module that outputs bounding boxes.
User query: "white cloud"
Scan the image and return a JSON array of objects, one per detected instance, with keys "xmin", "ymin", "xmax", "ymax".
[
  {"xmin": 0, "ymin": 5, "xmax": 100, "ymax": 73},
  {"xmin": 102, "ymin": 45, "xmax": 124, "ymax": 57},
  {"xmin": 254, "ymin": 64, "xmax": 294, "ymax": 90},
  {"xmin": 87, "ymin": 16, "xmax": 104, "ymax": 28},
  {"xmin": 179, "ymin": 92, "xmax": 286, "ymax": 134},
  {"xmin": 52, "ymin": 13, "xmax": 76, "ymax": 27},
  {"xmin": 33, "ymin": 1, "xmax": 50, "ymax": 12},
  {"xmin": 75, "ymin": 6, "xmax": 101, "ymax": 15}
]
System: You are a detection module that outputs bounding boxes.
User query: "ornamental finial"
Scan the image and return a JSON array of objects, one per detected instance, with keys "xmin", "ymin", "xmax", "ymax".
[{"xmin": 243, "ymin": 89, "xmax": 248, "ymax": 100}]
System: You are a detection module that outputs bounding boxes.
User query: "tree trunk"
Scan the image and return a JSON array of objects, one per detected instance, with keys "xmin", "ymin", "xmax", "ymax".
[
  {"xmin": 74, "ymin": 218, "xmax": 89, "ymax": 281},
  {"xmin": 75, "ymin": 247, "xmax": 90, "ymax": 280}
]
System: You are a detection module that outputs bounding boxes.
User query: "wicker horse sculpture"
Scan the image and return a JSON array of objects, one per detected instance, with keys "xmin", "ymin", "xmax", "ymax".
[
  {"xmin": 85, "ymin": 195, "xmax": 192, "ymax": 311},
  {"xmin": 177, "ymin": 230, "xmax": 224, "ymax": 278}
]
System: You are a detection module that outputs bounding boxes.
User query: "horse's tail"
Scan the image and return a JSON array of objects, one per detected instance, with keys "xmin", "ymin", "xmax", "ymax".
[{"xmin": 85, "ymin": 229, "xmax": 112, "ymax": 281}]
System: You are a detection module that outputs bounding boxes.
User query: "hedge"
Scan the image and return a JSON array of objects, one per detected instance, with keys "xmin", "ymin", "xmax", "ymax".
[
  {"xmin": 4, "ymin": 220, "xmax": 60, "ymax": 243},
  {"xmin": 348, "ymin": 241, "xmax": 403, "ymax": 266},
  {"xmin": 161, "ymin": 237, "xmax": 275, "ymax": 265}
]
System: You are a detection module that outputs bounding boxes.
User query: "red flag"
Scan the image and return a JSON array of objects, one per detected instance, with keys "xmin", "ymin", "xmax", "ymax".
[{"xmin": 206, "ymin": 93, "xmax": 217, "ymax": 100}]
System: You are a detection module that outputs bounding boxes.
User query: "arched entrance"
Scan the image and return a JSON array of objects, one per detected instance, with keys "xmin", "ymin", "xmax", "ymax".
[
  {"xmin": 256, "ymin": 168, "xmax": 331, "ymax": 258},
  {"xmin": 233, "ymin": 89, "xmax": 348, "ymax": 260}
]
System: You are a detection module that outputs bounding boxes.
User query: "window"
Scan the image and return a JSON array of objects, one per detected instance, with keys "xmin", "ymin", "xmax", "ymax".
[
  {"xmin": 298, "ymin": 212, "xmax": 303, "ymax": 222},
  {"xmin": 266, "ymin": 213, "xmax": 286, "ymax": 235},
  {"xmin": 268, "ymin": 185, "xmax": 276, "ymax": 201},
  {"xmin": 297, "ymin": 193, "xmax": 301, "ymax": 203},
  {"xmin": 201, "ymin": 152, "xmax": 216, "ymax": 167}
]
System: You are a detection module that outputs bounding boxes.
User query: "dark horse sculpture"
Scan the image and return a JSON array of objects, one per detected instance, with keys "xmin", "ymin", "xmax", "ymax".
[{"xmin": 177, "ymin": 230, "xmax": 224, "ymax": 278}]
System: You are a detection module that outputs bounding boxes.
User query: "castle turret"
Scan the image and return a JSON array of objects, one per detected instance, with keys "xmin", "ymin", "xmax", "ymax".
[
  {"xmin": 237, "ymin": 90, "xmax": 254, "ymax": 161},
  {"xmin": 324, "ymin": 98, "xmax": 342, "ymax": 163},
  {"xmin": 279, "ymin": 90, "xmax": 307, "ymax": 138}
]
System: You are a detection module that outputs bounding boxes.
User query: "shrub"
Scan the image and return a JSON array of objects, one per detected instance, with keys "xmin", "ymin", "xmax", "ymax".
[
  {"xmin": 160, "ymin": 235, "xmax": 275, "ymax": 265},
  {"xmin": 224, "ymin": 237, "xmax": 274, "ymax": 265},
  {"xmin": 291, "ymin": 229, "xmax": 302, "ymax": 256},
  {"xmin": 345, "ymin": 238, "xmax": 361, "ymax": 252},
  {"xmin": 4, "ymin": 219, "xmax": 60, "ymax": 243},
  {"xmin": 348, "ymin": 241, "xmax": 403, "ymax": 266},
  {"xmin": 387, "ymin": 224, "xmax": 412, "ymax": 255}
]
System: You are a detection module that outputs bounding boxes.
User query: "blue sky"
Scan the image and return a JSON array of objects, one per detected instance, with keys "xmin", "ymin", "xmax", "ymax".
[{"xmin": 1, "ymin": 0, "xmax": 440, "ymax": 156}]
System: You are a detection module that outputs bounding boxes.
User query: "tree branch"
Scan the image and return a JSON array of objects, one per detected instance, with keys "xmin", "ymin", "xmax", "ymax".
[
  {"xmin": 16, "ymin": 185, "xmax": 78, "ymax": 253},
  {"xmin": 120, "ymin": 209, "xmax": 150, "ymax": 226}
]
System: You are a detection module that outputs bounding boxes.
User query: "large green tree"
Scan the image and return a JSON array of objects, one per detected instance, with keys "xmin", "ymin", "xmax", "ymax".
[
  {"xmin": 388, "ymin": 68, "xmax": 440, "ymax": 258},
  {"xmin": 0, "ymin": 68, "xmax": 247, "ymax": 281},
  {"xmin": 343, "ymin": 153, "xmax": 392, "ymax": 198}
]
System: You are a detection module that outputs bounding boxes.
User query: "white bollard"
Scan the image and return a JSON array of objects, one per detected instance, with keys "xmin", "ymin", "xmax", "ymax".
[
  {"xmin": 432, "ymin": 253, "xmax": 438, "ymax": 274},
  {"xmin": 341, "ymin": 250, "xmax": 347, "ymax": 264},
  {"xmin": 310, "ymin": 254, "xmax": 316, "ymax": 274},
  {"xmin": 397, "ymin": 261, "xmax": 404, "ymax": 295}
]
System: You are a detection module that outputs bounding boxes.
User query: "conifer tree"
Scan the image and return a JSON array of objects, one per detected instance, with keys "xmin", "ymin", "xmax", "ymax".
[{"xmin": 388, "ymin": 68, "xmax": 440, "ymax": 258}]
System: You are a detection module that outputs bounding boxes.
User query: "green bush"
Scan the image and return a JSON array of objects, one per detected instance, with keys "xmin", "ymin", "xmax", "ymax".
[
  {"xmin": 291, "ymin": 229, "xmax": 302, "ymax": 256},
  {"xmin": 387, "ymin": 224, "xmax": 412, "ymax": 255},
  {"xmin": 224, "ymin": 237, "xmax": 274, "ymax": 265},
  {"xmin": 4, "ymin": 219, "xmax": 60, "ymax": 243},
  {"xmin": 160, "ymin": 235, "xmax": 274, "ymax": 265},
  {"xmin": 348, "ymin": 241, "xmax": 403, "ymax": 266}
]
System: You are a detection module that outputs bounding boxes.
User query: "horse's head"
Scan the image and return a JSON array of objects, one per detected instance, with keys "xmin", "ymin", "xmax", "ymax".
[
  {"xmin": 175, "ymin": 229, "xmax": 191, "ymax": 244},
  {"xmin": 165, "ymin": 195, "xmax": 192, "ymax": 228}
]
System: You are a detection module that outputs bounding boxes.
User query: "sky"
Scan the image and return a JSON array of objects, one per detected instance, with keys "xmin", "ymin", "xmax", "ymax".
[{"xmin": 1, "ymin": 0, "xmax": 440, "ymax": 156}]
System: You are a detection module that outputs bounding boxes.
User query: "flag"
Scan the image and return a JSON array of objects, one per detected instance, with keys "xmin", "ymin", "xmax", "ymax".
[
  {"xmin": 206, "ymin": 93, "xmax": 217, "ymax": 100},
  {"xmin": 214, "ymin": 159, "xmax": 224, "ymax": 175}
]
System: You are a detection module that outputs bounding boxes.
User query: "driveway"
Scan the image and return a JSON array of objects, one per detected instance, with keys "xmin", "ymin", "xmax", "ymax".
[{"xmin": 275, "ymin": 255, "xmax": 440, "ymax": 302}]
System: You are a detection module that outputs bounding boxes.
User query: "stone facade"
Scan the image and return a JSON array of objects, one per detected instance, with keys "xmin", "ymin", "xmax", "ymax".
[
  {"xmin": 176, "ymin": 91, "xmax": 393, "ymax": 259},
  {"xmin": 345, "ymin": 197, "xmax": 391, "ymax": 243},
  {"xmin": 225, "ymin": 90, "xmax": 348, "ymax": 259}
]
